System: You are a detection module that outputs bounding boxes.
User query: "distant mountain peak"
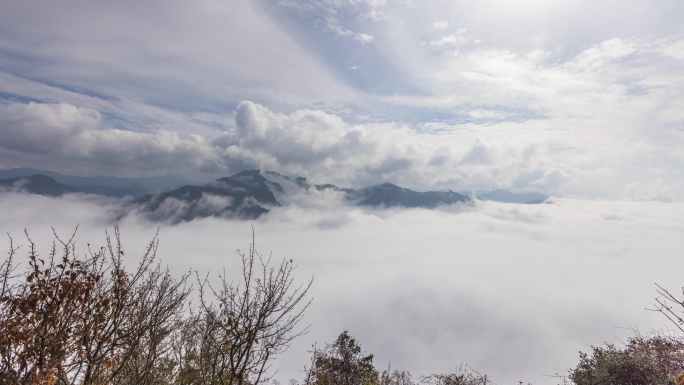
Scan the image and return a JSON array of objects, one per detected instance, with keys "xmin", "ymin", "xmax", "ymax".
[
  {"xmin": 234, "ymin": 169, "xmax": 262, "ymax": 177},
  {"xmin": 374, "ymin": 182, "xmax": 401, "ymax": 189},
  {"xmin": 137, "ymin": 170, "xmax": 280, "ymax": 223}
]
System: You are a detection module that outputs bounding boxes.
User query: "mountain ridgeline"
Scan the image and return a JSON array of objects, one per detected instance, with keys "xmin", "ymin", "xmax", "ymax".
[
  {"xmin": 0, "ymin": 168, "xmax": 548, "ymax": 223},
  {"xmin": 133, "ymin": 170, "xmax": 473, "ymax": 222}
]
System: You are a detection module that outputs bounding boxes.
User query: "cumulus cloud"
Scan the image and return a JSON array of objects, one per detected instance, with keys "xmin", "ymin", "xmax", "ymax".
[
  {"xmin": 4, "ymin": 99, "xmax": 684, "ymax": 199},
  {"xmin": 0, "ymin": 102, "xmax": 101, "ymax": 155},
  {"xmin": 355, "ymin": 33, "xmax": 375, "ymax": 44},
  {"xmin": 215, "ymin": 101, "xmax": 557, "ymax": 191},
  {"xmin": 0, "ymin": 102, "xmax": 220, "ymax": 176}
]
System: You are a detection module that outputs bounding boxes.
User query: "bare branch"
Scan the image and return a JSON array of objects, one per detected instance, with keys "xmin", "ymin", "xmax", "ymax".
[{"xmin": 192, "ymin": 228, "xmax": 313, "ymax": 385}]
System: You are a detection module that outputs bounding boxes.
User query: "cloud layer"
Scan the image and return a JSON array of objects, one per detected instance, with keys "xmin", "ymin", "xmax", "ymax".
[{"xmin": 0, "ymin": 193, "xmax": 682, "ymax": 385}]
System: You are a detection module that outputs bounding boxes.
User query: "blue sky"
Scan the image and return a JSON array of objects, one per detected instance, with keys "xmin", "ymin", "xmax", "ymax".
[{"xmin": 1, "ymin": 0, "xmax": 684, "ymax": 198}]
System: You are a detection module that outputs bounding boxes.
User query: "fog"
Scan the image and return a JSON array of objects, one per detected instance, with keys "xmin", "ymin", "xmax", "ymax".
[{"xmin": 1, "ymin": 192, "xmax": 683, "ymax": 385}]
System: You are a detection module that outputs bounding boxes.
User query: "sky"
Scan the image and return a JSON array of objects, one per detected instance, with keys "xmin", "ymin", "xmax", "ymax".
[
  {"xmin": 0, "ymin": 0, "xmax": 683, "ymax": 197},
  {"xmin": 2, "ymin": 1, "xmax": 684, "ymax": 384}
]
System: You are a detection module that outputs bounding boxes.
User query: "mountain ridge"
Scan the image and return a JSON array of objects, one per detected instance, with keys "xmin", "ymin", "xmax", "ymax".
[
  {"xmin": 0, "ymin": 167, "xmax": 192, "ymax": 195},
  {"xmin": 0, "ymin": 168, "xmax": 548, "ymax": 222},
  {"xmin": 0, "ymin": 174, "xmax": 79, "ymax": 196}
]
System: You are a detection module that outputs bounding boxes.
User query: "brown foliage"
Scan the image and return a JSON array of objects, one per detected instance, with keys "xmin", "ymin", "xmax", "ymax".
[{"xmin": 0, "ymin": 226, "xmax": 190, "ymax": 385}]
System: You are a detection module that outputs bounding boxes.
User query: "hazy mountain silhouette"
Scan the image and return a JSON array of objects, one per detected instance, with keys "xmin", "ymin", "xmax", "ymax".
[
  {"xmin": 0, "ymin": 167, "xmax": 191, "ymax": 195},
  {"xmin": 264, "ymin": 171, "xmax": 468, "ymax": 208},
  {"xmin": 348, "ymin": 183, "xmax": 469, "ymax": 208},
  {"xmin": 0, "ymin": 174, "xmax": 79, "ymax": 196},
  {"xmin": 135, "ymin": 170, "xmax": 280, "ymax": 222}
]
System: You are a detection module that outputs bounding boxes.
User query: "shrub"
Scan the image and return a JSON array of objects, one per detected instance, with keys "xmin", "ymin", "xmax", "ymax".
[
  {"xmin": 420, "ymin": 365, "xmax": 490, "ymax": 385},
  {"xmin": 569, "ymin": 335, "xmax": 684, "ymax": 385},
  {"xmin": 306, "ymin": 331, "xmax": 378, "ymax": 385},
  {"xmin": 304, "ymin": 332, "xmax": 490, "ymax": 385}
]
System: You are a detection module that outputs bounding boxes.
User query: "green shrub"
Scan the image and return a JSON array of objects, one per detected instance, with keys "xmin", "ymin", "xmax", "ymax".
[{"xmin": 569, "ymin": 335, "xmax": 684, "ymax": 385}]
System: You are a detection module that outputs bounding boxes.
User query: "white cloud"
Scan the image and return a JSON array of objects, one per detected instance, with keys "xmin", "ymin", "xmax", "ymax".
[
  {"xmin": 218, "ymin": 101, "xmax": 559, "ymax": 192},
  {"xmin": 429, "ymin": 27, "xmax": 470, "ymax": 47},
  {"xmin": 431, "ymin": 21, "xmax": 450, "ymax": 30},
  {"xmin": 356, "ymin": 33, "xmax": 375, "ymax": 44},
  {"xmin": 468, "ymin": 109, "xmax": 510, "ymax": 120},
  {"xmin": 325, "ymin": 15, "xmax": 375, "ymax": 45},
  {"xmin": 329, "ymin": 0, "xmax": 684, "ymax": 128},
  {"xmin": 1, "ymin": 0, "xmax": 683, "ymax": 200},
  {"xmin": 0, "ymin": 102, "xmax": 100, "ymax": 155},
  {"xmin": 0, "ymin": 102, "xmax": 221, "ymax": 176},
  {"xmin": 429, "ymin": 33, "xmax": 468, "ymax": 47},
  {"xmin": 224, "ymin": 100, "xmax": 684, "ymax": 199},
  {"xmin": 563, "ymin": 38, "xmax": 638, "ymax": 73},
  {"xmin": 3, "ymin": 99, "xmax": 684, "ymax": 199}
]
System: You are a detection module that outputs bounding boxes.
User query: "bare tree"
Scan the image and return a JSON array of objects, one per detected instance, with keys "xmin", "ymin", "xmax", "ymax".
[
  {"xmin": 653, "ymin": 283, "xmax": 684, "ymax": 334},
  {"xmin": 192, "ymin": 229, "xmax": 313, "ymax": 385},
  {"xmin": 84, "ymin": 227, "xmax": 190, "ymax": 385},
  {"xmin": 2, "ymin": 226, "xmax": 312, "ymax": 385}
]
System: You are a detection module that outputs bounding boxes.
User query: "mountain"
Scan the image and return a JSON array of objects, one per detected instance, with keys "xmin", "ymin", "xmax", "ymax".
[
  {"xmin": 477, "ymin": 189, "xmax": 548, "ymax": 204},
  {"xmin": 135, "ymin": 170, "xmax": 281, "ymax": 222},
  {"xmin": 263, "ymin": 171, "xmax": 352, "ymax": 193},
  {"xmin": 0, "ymin": 167, "xmax": 192, "ymax": 195},
  {"xmin": 348, "ymin": 183, "xmax": 469, "ymax": 208},
  {"xmin": 264, "ymin": 171, "xmax": 468, "ymax": 208},
  {"xmin": 0, "ymin": 168, "xmax": 548, "ymax": 222},
  {"xmin": 0, "ymin": 174, "xmax": 79, "ymax": 197},
  {"xmin": 134, "ymin": 171, "xmax": 473, "ymax": 222}
]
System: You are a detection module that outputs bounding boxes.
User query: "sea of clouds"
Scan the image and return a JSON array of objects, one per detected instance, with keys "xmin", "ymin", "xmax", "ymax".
[{"xmin": 1, "ymin": 192, "xmax": 683, "ymax": 385}]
